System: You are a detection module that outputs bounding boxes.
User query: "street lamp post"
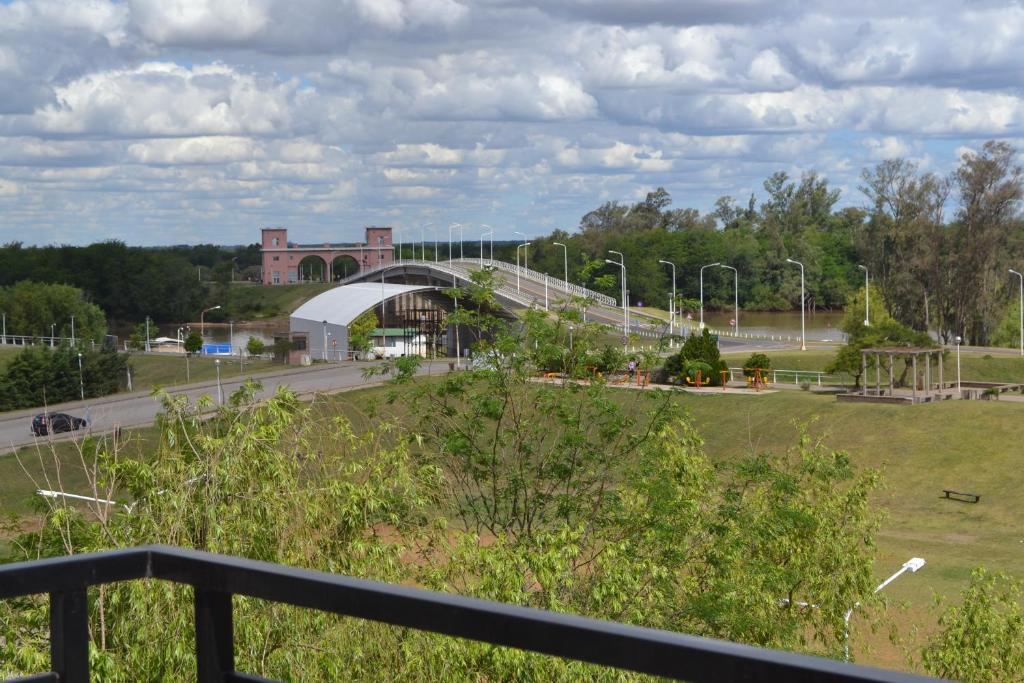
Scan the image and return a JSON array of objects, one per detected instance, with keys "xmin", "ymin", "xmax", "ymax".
[
  {"xmin": 215, "ymin": 359, "xmax": 223, "ymax": 405},
  {"xmin": 480, "ymin": 226, "xmax": 493, "ymax": 267},
  {"xmin": 51, "ymin": 323, "xmax": 55, "ymax": 348},
  {"xmin": 956, "ymin": 335, "xmax": 962, "ymax": 393},
  {"xmin": 431, "ymin": 225, "xmax": 439, "ymax": 263},
  {"xmin": 514, "ymin": 231, "xmax": 528, "ymax": 271},
  {"xmin": 844, "ymin": 557, "xmax": 925, "ymax": 661},
  {"xmin": 77, "ymin": 352, "xmax": 84, "ymax": 401},
  {"xmin": 322, "ymin": 320, "xmax": 328, "ymax": 361},
  {"xmin": 145, "ymin": 316, "xmax": 151, "ymax": 353},
  {"xmin": 70, "ymin": 315, "xmax": 75, "ymax": 346},
  {"xmin": 516, "ymin": 242, "xmax": 531, "ymax": 292},
  {"xmin": 719, "ymin": 264, "xmax": 738, "ymax": 335},
  {"xmin": 858, "ymin": 265, "xmax": 870, "ymax": 326},
  {"xmin": 1011, "ymin": 269, "xmax": 1023, "ymax": 356},
  {"xmin": 786, "ymin": 258, "xmax": 807, "ymax": 351},
  {"xmin": 201, "ymin": 305, "xmax": 221, "ymax": 338},
  {"xmin": 606, "ymin": 251, "xmax": 628, "ymax": 340},
  {"xmin": 553, "ymin": 242, "xmax": 569, "ymax": 289},
  {"xmin": 699, "ymin": 262, "xmax": 721, "ymax": 330},
  {"xmin": 659, "ymin": 260, "xmax": 676, "ymax": 339},
  {"xmin": 568, "ymin": 324, "xmax": 574, "ymax": 353},
  {"xmin": 2, "ymin": 311, "xmax": 6, "ymax": 345}
]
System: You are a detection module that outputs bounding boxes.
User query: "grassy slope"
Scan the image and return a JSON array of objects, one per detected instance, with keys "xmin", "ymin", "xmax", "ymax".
[
  {"xmin": 221, "ymin": 282, "xmax": 332, "ymax": 322},
  {"xmin": 129, "ymin": 354, "xmax": 280, "ymax": 390},
  {"xmin": 676, "ymin": 388, "xmax": 1024, "ymax": 667}
]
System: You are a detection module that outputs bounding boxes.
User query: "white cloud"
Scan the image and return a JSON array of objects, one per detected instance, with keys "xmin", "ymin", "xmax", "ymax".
[
  {"xmin": 130, "ymin": 0, "xmax": 269, "ymax": 45},
  {"xmin": 31, "ymin": 62, "xmax": 297, "ymax": 137},
  {"xmin": 4, "ymin": 0, "xmax": 1024, "ymax": 244},
  {"xmin": 127, "ymin": 137, "xmax": 260, "ymax": 165}
]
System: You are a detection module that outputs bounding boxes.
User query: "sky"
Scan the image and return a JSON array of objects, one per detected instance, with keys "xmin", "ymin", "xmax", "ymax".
[{"xmin": 0, "ymin": 0, "xmax": 1023, "ymax": 246}]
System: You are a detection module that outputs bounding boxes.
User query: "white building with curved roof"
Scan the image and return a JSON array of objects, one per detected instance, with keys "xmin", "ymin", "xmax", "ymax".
[{"xmin": 289, "ymin": 283, "xmax": 446, "ymax": 361}]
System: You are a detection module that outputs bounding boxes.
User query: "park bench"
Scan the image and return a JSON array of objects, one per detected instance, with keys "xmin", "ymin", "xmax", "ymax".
[{"xmin": 942, "ymin": 489, "xmax": 980, "ymax": 503}]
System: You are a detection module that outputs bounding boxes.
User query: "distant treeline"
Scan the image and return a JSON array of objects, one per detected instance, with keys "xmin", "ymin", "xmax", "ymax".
[
  {"xmin": 0, "ymin": 241, "xmax": 261, "ymax": 324},
  {"xmin": 490, "ymin": 141, "xmax": 1024, "ymax": 346}
]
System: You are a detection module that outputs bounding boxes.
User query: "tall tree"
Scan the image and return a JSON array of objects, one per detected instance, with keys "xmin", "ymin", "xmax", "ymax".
[{"xmin": 948, "ymin": 141, "xmax": 1023, "ymax": 344}]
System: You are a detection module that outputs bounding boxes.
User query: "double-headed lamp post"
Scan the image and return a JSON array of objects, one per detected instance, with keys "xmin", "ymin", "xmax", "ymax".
[
  {"xmin": 480, "ymin": 225, "xmax": 493, "ymax": 266},
  {"xmin": 516, "ymin": 242, "xmax": 531, "ymax": 292},
  {"xmin": 514, "ymin": 231, "xmax": 528, "ymax": 271},
  {"xmin": 844, "ymin": 557, "xmax": 925, "ymax": 661},
  {"xmin": 956, "ymin": 335, "xmax": 962, "ymax": 393},
  {"xmin": 719, "ymin": 264, "xmax": 738, "ymax": 335},
  {"xmin": 1010, "ymin": 269, "xmax": 1023, "ymax": 356},
  {"xmin": 658, "ymin": 260, "xmax": 676, "ymax": 339},
  {"xmin": 606, "ymin": 251, "xmax": 628, "ymax": 339},
  {"xmin": 786, "ymin": 258, "xmax": 807, "ymax": 351},
  {"xmin": 553, "ymin": 242, "xmax": 569, "ymax": 289},
  {"xmin": 858, "ymin": 264, "xmax": 870, "ymax": 326},
  {"xmin": 201, "ymin": 305, "xmax": 221, "ymax": 338},
  {"xmin": 699, "ymin": 262, "xmax": 720, "ymax": 330}
]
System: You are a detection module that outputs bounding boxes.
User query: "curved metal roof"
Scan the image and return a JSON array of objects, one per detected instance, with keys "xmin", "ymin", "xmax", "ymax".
[{"xmin": 290, "ymin": 283, "xmax": 440, "ymax": 326}]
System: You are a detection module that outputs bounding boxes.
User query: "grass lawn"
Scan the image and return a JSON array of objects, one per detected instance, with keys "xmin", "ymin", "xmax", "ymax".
[
  {"xmin": 129, "ymin": 353, "xmax": 281, "ymax": 390},
  {"xmin": 676, "ymin": 388, "xmax": 1024, "ymax": 668}
]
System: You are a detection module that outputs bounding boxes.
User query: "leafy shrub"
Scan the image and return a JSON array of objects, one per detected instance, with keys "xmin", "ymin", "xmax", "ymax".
[
  {"xmin": 662, "ymin": 328, "xmax": 728, "ymax": 385},
  {"xmin": 743, "ymin": 352, "xmax": 772, "ymax": 377}
]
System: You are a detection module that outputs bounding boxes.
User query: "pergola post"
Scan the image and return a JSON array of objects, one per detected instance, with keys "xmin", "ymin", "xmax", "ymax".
[
  {"xmin": 861, "ymin": 351, "xmax": 868, "ymax": 396},
  {"xmin": 938, "ymin": 349, "xmax": 944, "ymax": 396},
  {"xmin": 875, "ymin": 352, "xmax": 881, "ymax": 396},
  {"xmin": 888, "ymin": 353, "xmax": 894, "ymax": 396},
  {"xmin": 925, "ymin": 351, "xmax": 932, "ymax": 399},
  {"xmin": 912, "ymin": 355, "xmax": 918, "ymax": 402}
]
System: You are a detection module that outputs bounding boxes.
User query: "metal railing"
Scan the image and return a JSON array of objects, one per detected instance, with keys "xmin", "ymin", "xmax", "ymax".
[
  {"xmin": 336, "ymin": 258, "xmax": 617, "ymax": 308},
  {"xmin": 450, "ymin": 258, "xmax": 618, "ymax": 307},
  {"xmin": 0, "ymin": 545, "xmax": 934, "ymax": 683},
  {"xmin": 727, "ymin": 367, "xmax": 852, "ymax": 386}
]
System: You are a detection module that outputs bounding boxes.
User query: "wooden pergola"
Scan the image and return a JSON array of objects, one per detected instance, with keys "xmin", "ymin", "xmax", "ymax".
[{"xmin": 860, "ymin": 346, "xmax": 944, "ymax": 402}]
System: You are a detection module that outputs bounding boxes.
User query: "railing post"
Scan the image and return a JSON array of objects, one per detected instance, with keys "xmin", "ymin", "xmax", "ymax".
[
  {"xmin": 51, "ymin": 589, "xmax": 90, "ymax": 683},
  {"xmin": 195, "ymin": 588, "xmax": 235, "ymax": 683}
]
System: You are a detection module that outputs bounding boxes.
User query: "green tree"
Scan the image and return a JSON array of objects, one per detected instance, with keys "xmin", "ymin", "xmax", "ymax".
[
  {"xmin": 246, "ymin": 336, "xmax": 266, "ymax": 357},
  {"xmin": 348, "ymin": 309, "xmax": 379, "ymax": 353},
  {"xmin": 826, "ymin": 286, "xmax": 933, "ymax": 388},
  {"xmin": 184, "ymin": 331, "xmax": 203, "ymax": 355},
  {"xmin": 922, "ymin": 569, "xmax": 1024, "ymax": 682},
  {"xmin": 0, "ymin": 345, "xmax": 128, "ymax": 410},
  {"xmin": 0, "ymin": 281, "xmax": 107, "ymax": 343}
]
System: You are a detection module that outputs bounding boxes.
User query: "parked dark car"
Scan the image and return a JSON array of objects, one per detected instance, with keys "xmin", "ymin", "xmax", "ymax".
[{"xmin": 31, "ymin": 413, "xmax": 87, "ymax": 437}]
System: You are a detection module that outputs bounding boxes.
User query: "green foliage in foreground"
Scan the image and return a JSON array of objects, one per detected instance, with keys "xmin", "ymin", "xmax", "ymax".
[{"xmin": 922, "ymin": 569, "xmax": 1024, "ymax": 682}]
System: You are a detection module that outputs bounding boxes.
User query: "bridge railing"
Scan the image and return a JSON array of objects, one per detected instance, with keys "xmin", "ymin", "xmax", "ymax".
[
  {"xmin": 0, "ymin": 544, "xmax": 935, "ymax": 683},
  {"xmin": 336, "ymin": 259, "xmax": 536, "ymax": 308},
  {"xmin": 450, "ymin": 258, "xmax": 618, "ymax": 307},
  {"xmin": 337, "ymin": 259, "xmax": 617, "ymax": 308}
]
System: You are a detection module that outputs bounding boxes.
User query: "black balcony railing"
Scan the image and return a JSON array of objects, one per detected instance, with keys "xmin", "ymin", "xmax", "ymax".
[{"xmin": 0, "ymin": 545, "xmax": 939, "ymax": 683}]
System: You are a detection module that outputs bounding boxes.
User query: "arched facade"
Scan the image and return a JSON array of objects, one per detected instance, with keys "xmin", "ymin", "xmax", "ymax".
[{"xmin": 261, "ymin": 226, "xmax": 393, "ymax": 285}]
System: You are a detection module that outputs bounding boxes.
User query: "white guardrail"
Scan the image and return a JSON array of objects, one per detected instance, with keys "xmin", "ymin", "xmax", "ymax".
[
  {"xmin": 726, "ymin": 367, "xmax": 851, "ymax": 386},
  {"xmin": 338, "ymin": 258, "xmax": 618, "ymax": 308}
]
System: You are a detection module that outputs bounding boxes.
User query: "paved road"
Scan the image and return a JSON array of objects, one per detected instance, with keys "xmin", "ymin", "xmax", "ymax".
[{"xmin": 0, "ymin": 361, "xmax": 449, "ymax": 453}]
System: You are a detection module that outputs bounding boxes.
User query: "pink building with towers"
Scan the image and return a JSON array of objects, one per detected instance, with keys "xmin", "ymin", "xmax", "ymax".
[{"xmin": 260, "ymin": 226, "xmax": 394, "ymax": 284}]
